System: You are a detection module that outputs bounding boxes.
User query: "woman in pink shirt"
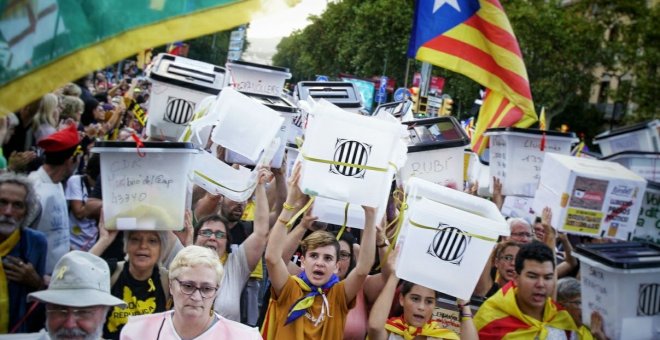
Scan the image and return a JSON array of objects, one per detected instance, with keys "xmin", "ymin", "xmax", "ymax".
[{"xmin": 120, "ymin": 246, "xmax": 261, "ymax": 340}]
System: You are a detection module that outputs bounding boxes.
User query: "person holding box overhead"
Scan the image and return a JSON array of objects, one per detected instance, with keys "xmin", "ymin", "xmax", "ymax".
[
  {"xmin": 367, "ymin": 247, "xmax": 478, "ymax": 340},
  {"xmin": 262, "ymin": 163, "xmax": 377, "ymax": 340}
]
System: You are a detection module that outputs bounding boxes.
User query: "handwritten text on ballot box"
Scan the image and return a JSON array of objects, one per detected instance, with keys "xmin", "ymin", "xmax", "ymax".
[{"xmin": 94, "ymin": 142, "xmax": 197, "ymax": 230}]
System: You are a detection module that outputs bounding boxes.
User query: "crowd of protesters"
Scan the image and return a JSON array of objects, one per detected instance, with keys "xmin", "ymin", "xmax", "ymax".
[{"xmin": 0, "ymin": 58, "xmax": 614, "ymax": 340}]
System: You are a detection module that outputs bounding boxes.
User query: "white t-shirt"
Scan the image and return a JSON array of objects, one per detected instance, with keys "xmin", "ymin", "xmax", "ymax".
[
  {"xmin": 213, "ymin": 244, "xmax": 251, "ymax": 321},
  {"xmin": 29, "ymin": 167, "xmax": 70, "ymax": 274},
  {"xmin": 64, "ymin": 175, "xmax": 97, "ymax": 251}
]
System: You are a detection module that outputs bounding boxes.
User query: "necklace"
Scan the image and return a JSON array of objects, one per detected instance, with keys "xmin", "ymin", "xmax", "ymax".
[{"xmin": 304, "ymin": 310, "xmax": 325, "ymax": 326}]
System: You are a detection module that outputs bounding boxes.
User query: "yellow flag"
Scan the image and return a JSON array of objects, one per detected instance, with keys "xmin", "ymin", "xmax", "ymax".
[{"xmin": 539, "ymin": 106, "xmax": 547, "ymax": 131}]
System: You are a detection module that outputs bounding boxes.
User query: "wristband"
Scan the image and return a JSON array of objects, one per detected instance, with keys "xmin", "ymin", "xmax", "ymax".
[
  {"xmin": 283, "ymin": 202, "xmax": 297, "ymax": 211},
  {"xmin": 461, "ymin": 315, "xmax": 473, "ymax": 321},
  {"xmin": 277, "ymin": 217, "xmax": 290, "ymax": 225}
]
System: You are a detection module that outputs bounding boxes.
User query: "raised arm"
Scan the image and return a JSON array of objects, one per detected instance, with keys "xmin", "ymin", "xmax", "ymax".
[
  {"xmin": 267, "ymin": 157, "xmax": 288, "ymax": 227},
  {"xmin": 367, "ymin": 247, "xmax": 399, "ymax": 340},
  {"xmin": 172, "ymin": 209, "xmax": 194, "ymax": 247},
  {"xmin": 242, "ymin": 168, "xmax": 272, "ymax": 270},
  {"xmin": 344, "ymin": 206, "xmax": 376, "ymax": 303},
  {"xmin": 541, "ymin": 207, "xmax": 557, "ymax": 251},
  {"xmin": 265, "ymin": 163, "xmax": 308, "ymax": 296},
  {"xmin": 88, "ymin": 212, "xmax": 118, "ymax": 256},
  {"xmin": 363, "ymin": 220, "xmax": 390, "ymax": 305},
  {"xmin": 473, "ymin": 247, "xmax": 496, "ymax": 297},
  {"xmin": 281, "ymin": 206, "xmax": 318, "ymax": 263},
  {"xmin": 556, "ymin": 232, "xmax": 578, "ymax": 278},
  {"xmin": 492, "ymin": 177, "xmax": 505, "ymax": 211}
]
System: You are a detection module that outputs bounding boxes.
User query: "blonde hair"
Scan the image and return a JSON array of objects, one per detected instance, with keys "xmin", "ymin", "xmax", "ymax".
[
  {"xmin": 61, "ymin": 83, "xmax": 82, "ymax": 97},
  {"xmin": 31, "ymin": 93, "xmax": 59, "ymax": 128},
  {"xmin": 300, "ymin": 230, "xmax": 339, "ymax": 259},
  {"xmin": 59, "ymin": 95, "xmax": 84, "ymax": 121},
  {"xmin": 169, "ymin": 245, "xmax": 224, "ymax": 286}
]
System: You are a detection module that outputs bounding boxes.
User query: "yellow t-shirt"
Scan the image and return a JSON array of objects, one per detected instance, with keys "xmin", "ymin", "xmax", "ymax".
[{"xmin": 266, "ymin": 276, "xmax": 355, "ymax": 340}]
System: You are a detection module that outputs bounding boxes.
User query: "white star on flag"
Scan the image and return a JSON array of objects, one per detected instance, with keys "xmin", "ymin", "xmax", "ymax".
[{"xmin": 433, "ymin": 0, "xmax": 462, "ymax": 12}]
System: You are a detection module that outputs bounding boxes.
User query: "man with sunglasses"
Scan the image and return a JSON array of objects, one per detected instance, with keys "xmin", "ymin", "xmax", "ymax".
[
  {"xmin": 28, "ymin": 124, "xmax": 81, "ymax": 275},
  {"xmin": 192, "ymin": 168, "xmax": 272, "ymax": 323},
  {"xmin": 4, "ymin": 251, "xmax": 126, "ymax": 339}
]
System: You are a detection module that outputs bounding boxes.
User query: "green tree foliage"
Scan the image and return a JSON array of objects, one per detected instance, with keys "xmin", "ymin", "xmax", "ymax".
[
  {"xmin": 273, "ymin": 0, "xmax": 413, "ymax": 84},
  {"xmin": 185, "ymin": 28, "xmax": 244, "ymax": 67},
  {"xmin": 273, "ymin": 0, "xmax": 656, "ymax": 126},
  {"xmin": 503, "ymin": 0, "xmax": 604, "ymax": 127},
  {"xmin": 576, "ymin": 0, "xmax": 659, "ymax": 122}
]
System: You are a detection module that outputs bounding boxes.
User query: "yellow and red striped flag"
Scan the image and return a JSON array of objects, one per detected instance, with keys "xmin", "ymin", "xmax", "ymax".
[{"xmin": 408, "ymin": 0, "xmax": 537, "ymax": 155}]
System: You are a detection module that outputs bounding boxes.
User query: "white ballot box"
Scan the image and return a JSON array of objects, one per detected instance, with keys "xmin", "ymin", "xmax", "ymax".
[
  {"xmin": 485, "ymin": 127, "xmax": 577, "ymax": 196},
  {"xmin": 299, "ymin": 100, "xmax": 406, "ymax": 207},
  {"xmin": 593, "ymin": 119, "xmax": 660, "ymax": 157},
  {"xmin": 575, "ymin": 242, "xmax": 660, "ymax": 340},
  {"xmin": 532, "ymin": 153, "xmax": 647, "ymax": 240},
  {"xmin": 93, "ymin": 141, "xmax": 198, "ymax": 230},
  {"xmin": 395, "ymin": 177, "xmax": 509, "ymax": 301},
  {"xmin": 148, "ymin": 53, "xmax": 225, "ymax": 141},
  {"xmin": 400, "ymin": 116, "xmax": 470, "ymax": 189}
]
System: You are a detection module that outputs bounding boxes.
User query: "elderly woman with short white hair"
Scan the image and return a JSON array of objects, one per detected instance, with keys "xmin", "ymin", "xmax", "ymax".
[{"xmin": 119, "ymin": 245, "xmax": 261, "ymax": 339}]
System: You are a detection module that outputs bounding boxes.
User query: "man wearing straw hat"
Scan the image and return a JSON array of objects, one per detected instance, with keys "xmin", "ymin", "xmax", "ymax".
[{"xmin": 3, "ymin": 250, "xmax": 126, "ymax": 339}]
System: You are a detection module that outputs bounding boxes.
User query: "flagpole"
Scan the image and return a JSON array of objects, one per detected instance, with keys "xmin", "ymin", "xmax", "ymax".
[{"xmin": 403, "ymin": 59, "xmax": 411, "ymax": 89}]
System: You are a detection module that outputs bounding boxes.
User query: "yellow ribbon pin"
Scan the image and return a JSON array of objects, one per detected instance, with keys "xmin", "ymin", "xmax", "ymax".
[
  {"xmin": 55, "ymin": 265, "xmax": 68, "ymax": 280},
  {"xmin": 147, "ymin": 278, "xmax": 156, "ymax": 292}
]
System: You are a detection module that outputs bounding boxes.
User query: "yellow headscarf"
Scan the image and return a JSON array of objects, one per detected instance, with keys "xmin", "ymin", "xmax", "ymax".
[{"xmin": 385, "ymin": 316, "xmax": 459, "ymax": 340}]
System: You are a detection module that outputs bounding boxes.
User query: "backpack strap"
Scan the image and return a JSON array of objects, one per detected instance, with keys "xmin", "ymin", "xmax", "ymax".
[
  {"xmin": 159, "ymin": 266, "xmax": 170, "ymax": 302},
  {"xmin": 111, "ymin": 261, "xmax": 125, "ymax": 287}
]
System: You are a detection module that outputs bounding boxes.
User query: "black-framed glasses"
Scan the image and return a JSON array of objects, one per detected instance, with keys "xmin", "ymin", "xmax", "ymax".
[
  {"xmin": 198, "ymin": 229, "xmax": 226, "ymax": 239},
  {"xmin": 499, "ymin": 255, "xmax": 515, "ymax": 263},
  {"xmin": 338, "ymin": 251, "xmax": 351, "ymax": 261},
  {"xmin": 174, "ymin": 278, "xmax": 218, "ymax": 298}
]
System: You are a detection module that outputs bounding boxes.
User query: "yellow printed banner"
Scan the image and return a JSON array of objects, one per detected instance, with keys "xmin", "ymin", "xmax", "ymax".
[{"xmin": 563, "ymin": 208, "xmax": 603, "ymax": 235}]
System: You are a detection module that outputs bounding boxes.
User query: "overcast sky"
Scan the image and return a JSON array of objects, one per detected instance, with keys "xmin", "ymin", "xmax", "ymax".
[{"xmin": 242, "ymin": 0, "xmax": 328, "ymax": 64}]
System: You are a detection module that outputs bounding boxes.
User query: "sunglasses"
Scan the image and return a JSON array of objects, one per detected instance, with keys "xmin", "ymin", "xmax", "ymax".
[{"xmin": 198, "ymin": 229, "xmax": 226, "ymax": 239}]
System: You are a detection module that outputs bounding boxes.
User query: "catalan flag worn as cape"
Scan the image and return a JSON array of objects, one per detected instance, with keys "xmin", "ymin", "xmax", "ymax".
[
  {"xmin": 0, "ymin": 0, "xmax": 265, "ymax": 115},
  {"xmin": 474, "ymin": 281, "xmax": 578, "ymax": 339},
  {"xmin": 408, "ymin": 0, "xmax": 537, "ymax": 155}
]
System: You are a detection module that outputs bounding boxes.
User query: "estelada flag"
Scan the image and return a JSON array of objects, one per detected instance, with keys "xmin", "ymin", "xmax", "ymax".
[
  {"xmin": 0, "ymin": 0, "xmax": 265, "ymax": 116},
  {"xmin": 408, "ymin": 0, "xmax": 537, "ymax": 154}
]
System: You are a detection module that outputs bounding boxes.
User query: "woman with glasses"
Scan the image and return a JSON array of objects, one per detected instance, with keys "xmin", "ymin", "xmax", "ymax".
[
  {"xmin": 474, "ymin": 241, "xmax": 520, "ymax": 298},
  {"xmin": 192, "ymin": 168, "xmax": 272, "ymax": 322},
  {"xmin": 120, "ymin": 245, "xmax": 261, "ymax": 339}
]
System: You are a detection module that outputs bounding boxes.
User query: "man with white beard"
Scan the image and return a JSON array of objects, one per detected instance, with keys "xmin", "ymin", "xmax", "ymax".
[
  {"xmin": 0, "ymin": 172, "xmax": 46, "ymax": 333},
  {"xmin": 3, "ymin": 251, "xmax": 125, "ymax": 339}
]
